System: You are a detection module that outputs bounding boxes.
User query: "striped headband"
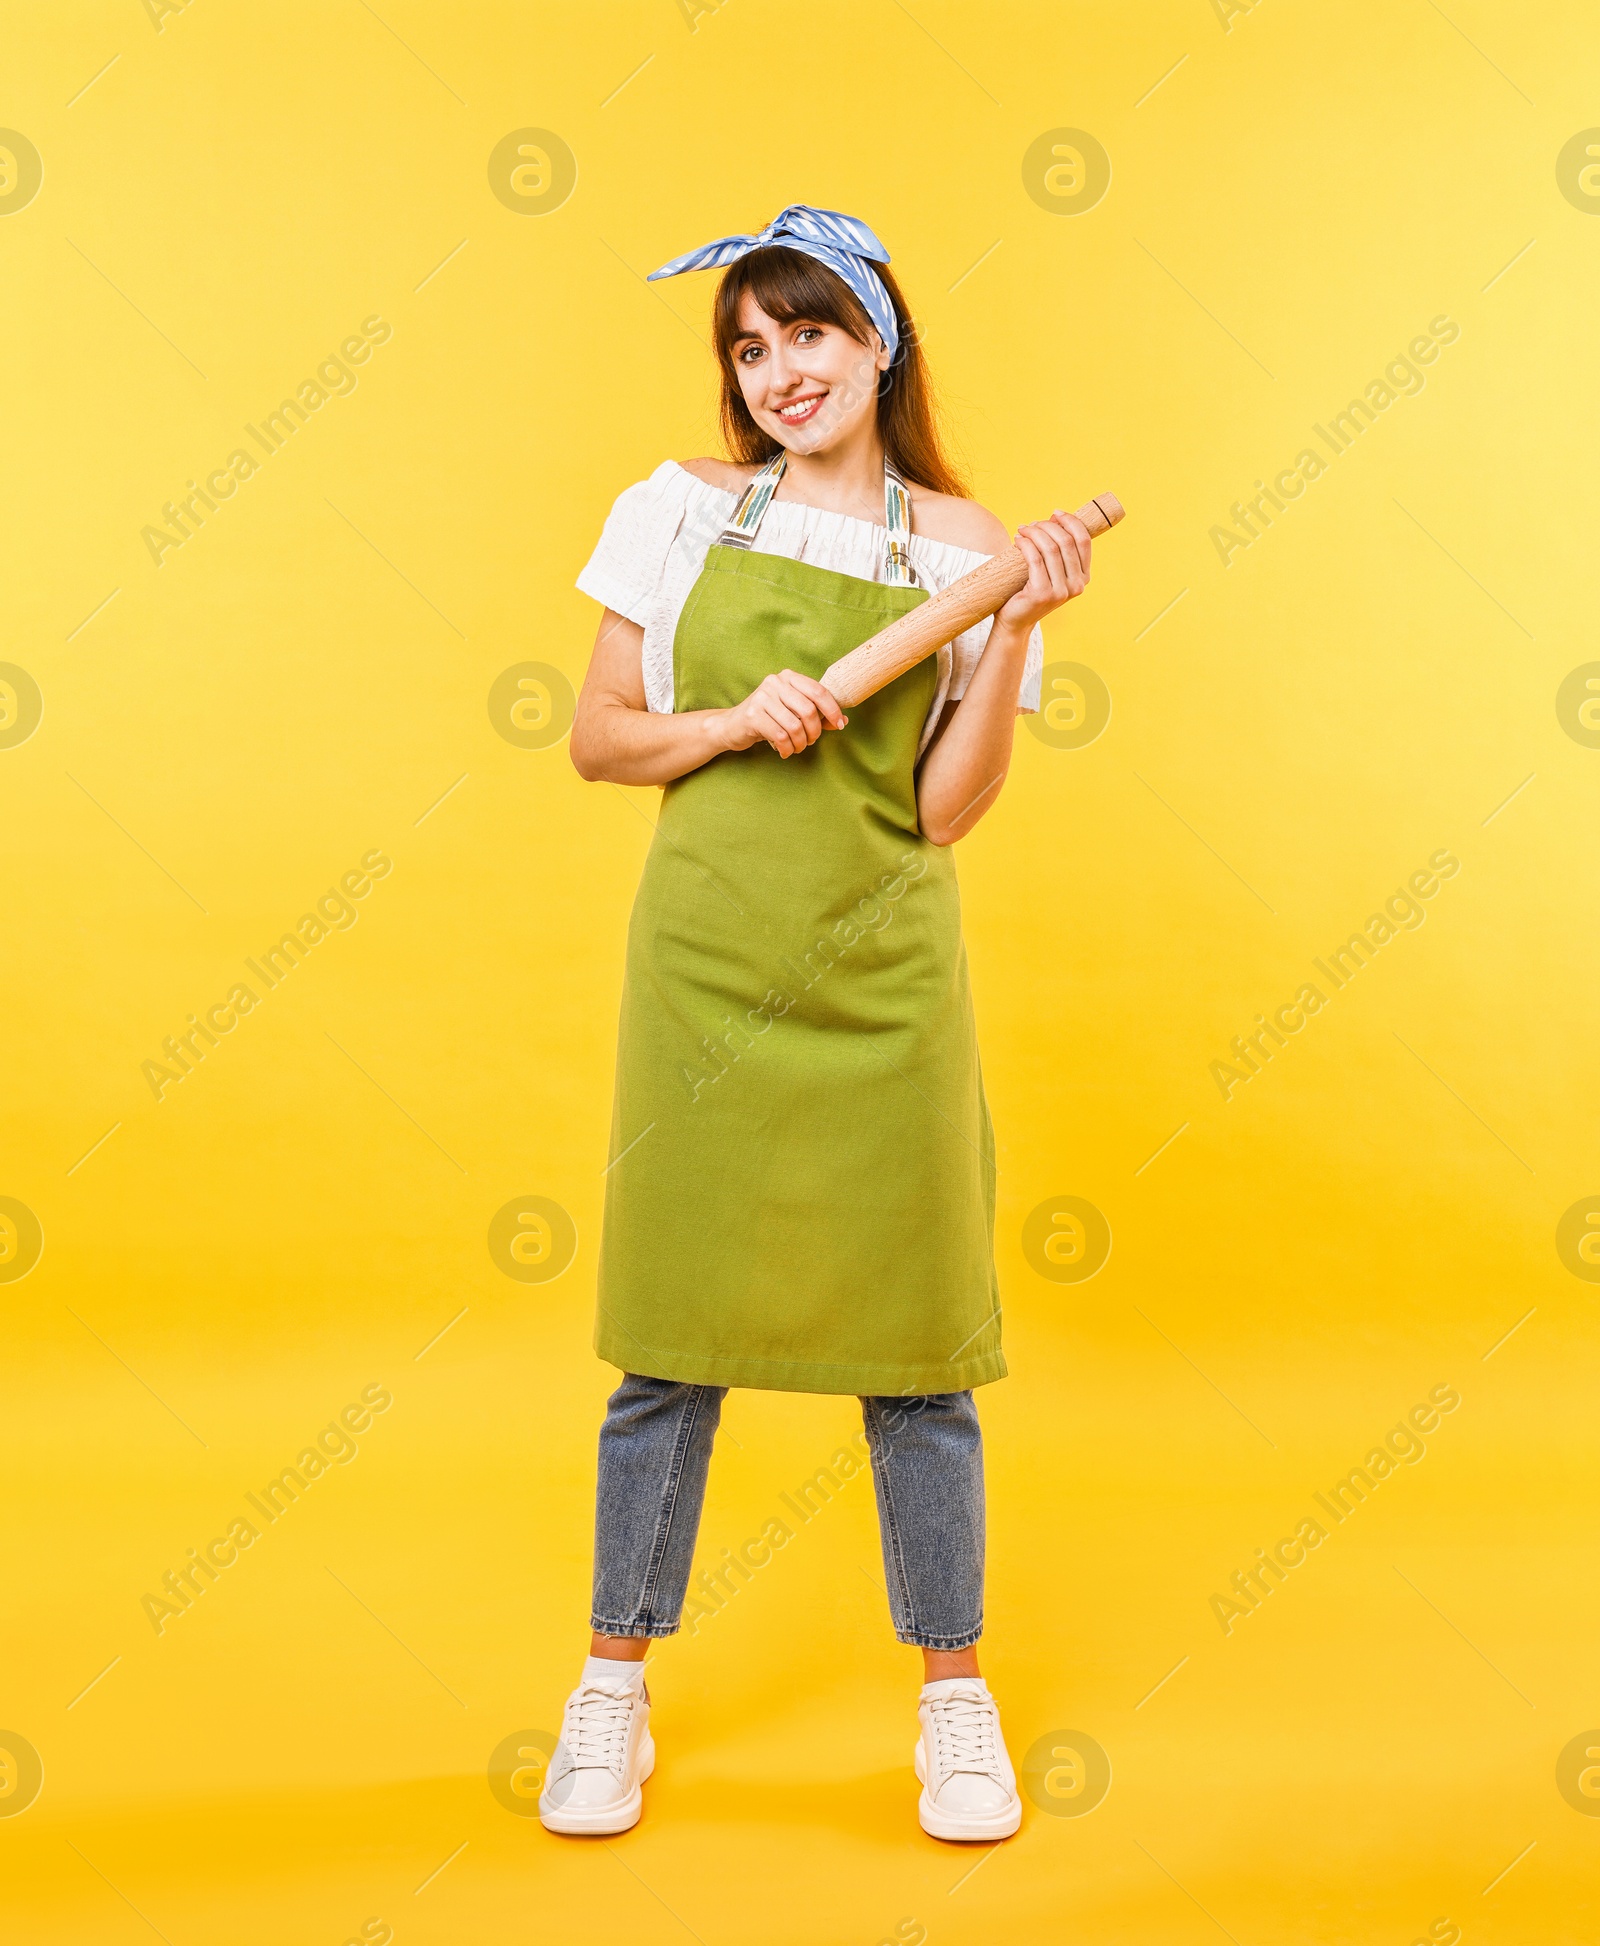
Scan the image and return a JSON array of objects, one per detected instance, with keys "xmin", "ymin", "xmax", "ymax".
[{"xmin": 647, "ymin": 204, "xmax": 900, "ymax": 360}]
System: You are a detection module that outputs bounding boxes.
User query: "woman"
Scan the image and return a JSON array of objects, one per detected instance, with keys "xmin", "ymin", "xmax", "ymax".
[{"xmin": 544, "ymin": 206, "xmax": 1094, "ymax": 1842}]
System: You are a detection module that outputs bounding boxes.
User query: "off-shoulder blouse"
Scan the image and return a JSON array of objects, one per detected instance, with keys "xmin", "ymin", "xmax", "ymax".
[{"xmin": 576, "ymin": 460, "xmax": 1043, "ymax": 757}]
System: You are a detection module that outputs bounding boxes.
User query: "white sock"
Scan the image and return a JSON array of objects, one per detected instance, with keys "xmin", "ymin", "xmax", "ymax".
[
  {"xmin": 583, "ymin": 1652, "xmax": 646, "ymax": 1690},
  {"xmin": 921, "ymin": 1675, "xmax": 989, "ymax": 1701}
]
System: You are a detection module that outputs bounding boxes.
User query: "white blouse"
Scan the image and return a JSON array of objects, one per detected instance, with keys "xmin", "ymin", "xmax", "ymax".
[{"xmin": 576, "ymin": 460, "xmax": 1043, "ymax": 757}]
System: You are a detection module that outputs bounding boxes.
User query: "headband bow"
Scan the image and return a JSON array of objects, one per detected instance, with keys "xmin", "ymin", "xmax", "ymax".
[{"xmin": 648, "ymin": 203, "xmax": 899, "ymax": 360}]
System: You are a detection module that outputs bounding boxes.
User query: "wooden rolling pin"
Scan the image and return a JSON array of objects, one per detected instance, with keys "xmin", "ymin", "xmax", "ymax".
[{"xmin": 821, "ymin": 492, "xmax": 1125, "ymax": 709}]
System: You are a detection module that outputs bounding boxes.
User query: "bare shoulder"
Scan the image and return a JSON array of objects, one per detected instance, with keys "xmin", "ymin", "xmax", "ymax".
[
  {"xmin": 677, "ymin": 456, "xmax": 757, "ymax": 494},
  {"xmin": 908, "ymin": 488, "xmax": 1011, "ymax": 555}
]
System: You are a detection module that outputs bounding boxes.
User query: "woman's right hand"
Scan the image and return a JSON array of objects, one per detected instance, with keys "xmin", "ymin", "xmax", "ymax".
[{"xmin": 717, "ymin": 669, "xmax": 848, "ymax": 759}]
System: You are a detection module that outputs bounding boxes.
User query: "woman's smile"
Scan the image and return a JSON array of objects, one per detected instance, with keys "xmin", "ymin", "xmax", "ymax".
[{"xmin": 775, "ymin": 392, "xmax": 826, "ymax": 424}]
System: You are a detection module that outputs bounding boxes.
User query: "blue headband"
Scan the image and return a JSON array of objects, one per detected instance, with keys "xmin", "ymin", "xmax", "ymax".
[{"xmin": 648, "ymin": 203, "xmax": 899, "ymax": 360}]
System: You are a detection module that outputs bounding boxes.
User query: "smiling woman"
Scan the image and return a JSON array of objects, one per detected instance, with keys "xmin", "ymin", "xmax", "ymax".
[
  {"xmin": 549, "ymin": 203, "xmax": 1111, "ymax": 1848},
  {"xmin": 710, "ymin": 245, "xmax": 967, "ymax": 499}
]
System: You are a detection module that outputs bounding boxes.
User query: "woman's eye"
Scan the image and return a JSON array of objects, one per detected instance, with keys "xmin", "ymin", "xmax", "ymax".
[
  {"xmin": 796, "ymin": 328, "xmax": 821, "ymax": 344},
  {"xmin": 739, "ymin": 345, "xmax": 763, "ymax": 363}
]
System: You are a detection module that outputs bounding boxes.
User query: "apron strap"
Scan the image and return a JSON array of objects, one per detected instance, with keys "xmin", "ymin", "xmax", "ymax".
[
  {"xmin": 716, "ymin": 451, "xmax": 788, "ymax": 550},
  {"xmin": 716, "ymin": 451, "xmax": 920, "ymax": 585},
  {"xmin": 882, "ymin": 461, "xmax": 916, "ymax": 586}
]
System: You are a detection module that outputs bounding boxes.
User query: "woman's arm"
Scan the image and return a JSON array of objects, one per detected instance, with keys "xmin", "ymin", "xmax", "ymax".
[
  {"xmin": 915, "ymin": 510, "xmax": 1093, "ymax": 845},
  {"xmin": 569, "ymin": 606, "xmax": 848, "ymax": 785}
]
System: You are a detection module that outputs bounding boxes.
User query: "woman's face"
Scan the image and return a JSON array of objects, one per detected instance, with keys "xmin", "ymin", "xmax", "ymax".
[{"xmin": 729, "ymin": 294, "xmax": 889, "ymax": 456}]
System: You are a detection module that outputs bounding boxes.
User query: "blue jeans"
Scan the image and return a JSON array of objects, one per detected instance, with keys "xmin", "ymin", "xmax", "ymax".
[{"xmin": 591, "ymin": 1375, "xmax": 985, "ymax": 1651}]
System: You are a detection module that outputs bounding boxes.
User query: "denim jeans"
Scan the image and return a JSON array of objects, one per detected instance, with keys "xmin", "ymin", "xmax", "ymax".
[{"xmin": 590, "ymin": 1374, "xmax": 985, "ymax": 1651}]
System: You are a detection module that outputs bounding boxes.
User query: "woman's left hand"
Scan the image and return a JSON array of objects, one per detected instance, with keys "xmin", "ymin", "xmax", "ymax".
[{"xmin": 994, "ymin": 511, "xmax": 1092, "ymax": 630}]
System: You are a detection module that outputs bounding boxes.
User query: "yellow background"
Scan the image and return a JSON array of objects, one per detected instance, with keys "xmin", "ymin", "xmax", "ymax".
[{"xmin": 3, "ymin": 2, "xmax": 1597, "ymax": 1940}]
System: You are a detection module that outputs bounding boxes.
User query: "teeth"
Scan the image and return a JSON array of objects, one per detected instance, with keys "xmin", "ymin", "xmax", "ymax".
[{"xmin": 780, "ymin": 397, "xmax": 821, "ymax": 418}]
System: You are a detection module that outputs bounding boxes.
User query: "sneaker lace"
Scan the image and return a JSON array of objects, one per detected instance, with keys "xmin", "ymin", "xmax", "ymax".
[
  {"xmin": 563, "ymin": 1681, "xmax": 637, "ymax": 1773},
  {"xmin": 928, "ymin": 1687, "xmax": 1001, "ymax": 1777}
]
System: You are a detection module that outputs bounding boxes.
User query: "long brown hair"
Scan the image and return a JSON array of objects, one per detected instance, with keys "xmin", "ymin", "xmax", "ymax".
[{"xmin": 710, "ymin": 246, "xmax": 969, "ymax": 498}]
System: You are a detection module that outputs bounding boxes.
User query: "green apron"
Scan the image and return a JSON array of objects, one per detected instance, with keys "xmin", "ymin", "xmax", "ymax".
[{"xmin": 596, "ymin": 460, "xmax": 1003, "ymax": 1396}]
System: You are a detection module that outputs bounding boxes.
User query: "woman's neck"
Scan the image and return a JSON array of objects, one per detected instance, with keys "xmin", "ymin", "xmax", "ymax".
[{"xmin": 775, "ymin": 424, "xmax": 887, "ymax": 524}]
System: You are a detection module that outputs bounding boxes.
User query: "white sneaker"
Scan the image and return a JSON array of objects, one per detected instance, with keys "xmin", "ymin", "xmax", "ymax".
[
  {"xmin": 913, "ymin": 1678, "xmax": 1022, "ymax": 1841},
  {"xmin": 539, "ymin": 1672, "xmax": 655, "ymax": 1835}
]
